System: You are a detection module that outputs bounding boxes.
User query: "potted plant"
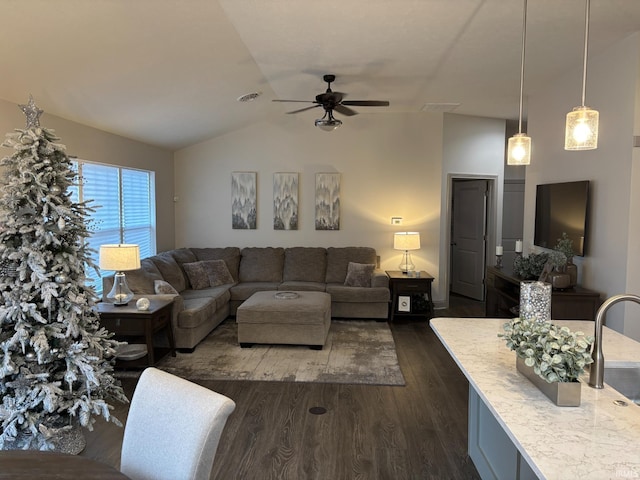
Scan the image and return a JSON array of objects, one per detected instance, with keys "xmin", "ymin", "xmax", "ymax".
[
  {"xmin": 498, "ymin": 318, "xmax": 594, "ymax": 406},
  {"xmin": 544, "ymin": 251, "xmax": 571, "ymax": 289},
  {"xmin": 554, "ymin": 232, "xmax": 578, "ymax": 286},
  {"xmin": 513, "ymin": 252, "xmax": 549, "ymax": 280}
]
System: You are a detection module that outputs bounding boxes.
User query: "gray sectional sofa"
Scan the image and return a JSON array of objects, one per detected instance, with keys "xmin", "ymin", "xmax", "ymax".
[{"xmin": 102, "ymin": 246, "xmax": 390, "ymax": 350}]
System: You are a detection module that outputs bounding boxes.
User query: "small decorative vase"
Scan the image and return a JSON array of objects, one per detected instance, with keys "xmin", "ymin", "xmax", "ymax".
[
  {"xmin": 519, "ymin": 281, "xmax": 551, "ymax": 323},
  {"xmin": 516, "ymin": 356, "xmax": 581, "ymax": 406},
  {"xmin": 548, "ymin": 267, "xmax": 571, "ymax": 290}
]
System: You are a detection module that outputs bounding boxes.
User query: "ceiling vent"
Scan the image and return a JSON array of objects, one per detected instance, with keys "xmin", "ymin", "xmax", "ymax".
[
  {"xmin": 421, "ymin": 102, "xmax": 461, "ymax": 113},
  {"xmin": 237, "ymin": 92, "xmax": 261, "ymax": 102}
]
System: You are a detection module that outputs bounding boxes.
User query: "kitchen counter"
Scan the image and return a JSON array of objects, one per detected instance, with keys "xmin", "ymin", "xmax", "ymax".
[{"xmin": 431, "ymin": 317, "xmax": 640, "ymax": 480}]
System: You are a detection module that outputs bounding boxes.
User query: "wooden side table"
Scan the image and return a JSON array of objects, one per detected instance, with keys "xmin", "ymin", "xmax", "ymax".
[
  {"xmin": 386, "ymin": 270, "xmax": 435, "ymax": 321},
  {"xmin": 98, "ymin": 297, "xmax": 176, "ymax": 367}
]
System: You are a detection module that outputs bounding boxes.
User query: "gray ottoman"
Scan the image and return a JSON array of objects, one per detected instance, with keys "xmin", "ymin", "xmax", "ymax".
[{"xmin": 236, "ymin": 291, "xmax": 331, "ymax": 349}]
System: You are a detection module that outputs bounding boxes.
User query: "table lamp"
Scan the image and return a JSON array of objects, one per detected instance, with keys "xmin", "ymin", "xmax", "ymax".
[
  {"xmin": 394, "ymin": 232, "xmax": 421, "ymax": 274},
  {"xmin": 99, "ymin": 244, "xmax": 140, "ymax": 306}
]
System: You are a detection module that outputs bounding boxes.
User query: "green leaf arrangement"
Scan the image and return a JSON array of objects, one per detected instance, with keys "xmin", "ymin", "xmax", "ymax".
[
  {"xmin": 513, "ymin": 252, "xmax": 549, "ymax": 279},
  {"xmin": 499, "ymin": 318, "xmax": 594, "ymax": 383}
]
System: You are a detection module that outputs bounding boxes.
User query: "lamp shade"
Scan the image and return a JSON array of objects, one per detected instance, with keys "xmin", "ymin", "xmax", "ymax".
[
  {"xmin": 564, "ymin": 106, "xmax": 599, "ymax": 150},
  {"xmin": 394, "ymin": 232, "xmax": 421, "ymax": 251},
  {"xmin": 99, "ymin": 244, "xmax": 141, "ymax": 271},
  {"xmin": 507, "ymin": 133, "xmax": 531, "ymax": 165}
]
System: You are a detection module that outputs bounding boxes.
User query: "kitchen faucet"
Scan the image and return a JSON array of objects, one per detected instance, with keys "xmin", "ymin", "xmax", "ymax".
[{"xmin": 589, "ymin": 294, "xmax": 640, "ymax": 389}]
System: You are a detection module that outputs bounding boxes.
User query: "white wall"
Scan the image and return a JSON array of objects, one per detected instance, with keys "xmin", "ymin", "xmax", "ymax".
[
  {"xmin": 0, "ymin": 98, "xmax": 175, "ymax": 252},
  {"xmin": 525, "ymin": 33, "xmax": 640, "ymax": 337},
  {"xmin": 174, "ymin": 112, "xmax": 452, "ymax": 299},
  {"xmin": 441, "ymin": 113, "xmax": 506, "ymax": 303}
]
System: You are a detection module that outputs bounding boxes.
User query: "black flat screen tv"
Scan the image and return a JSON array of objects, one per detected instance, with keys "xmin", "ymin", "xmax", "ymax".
[{"xmin": 534, "ymin": 180, "xmax": 590, "ymax": 256}]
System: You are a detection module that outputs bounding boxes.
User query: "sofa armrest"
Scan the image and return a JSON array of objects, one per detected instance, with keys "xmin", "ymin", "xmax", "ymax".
[{"xmin": 371, "ymin": 269, "xmax": 389, "ymax": 288}]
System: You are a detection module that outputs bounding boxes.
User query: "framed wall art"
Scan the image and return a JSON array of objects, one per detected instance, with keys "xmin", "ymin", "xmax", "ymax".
[
  {"xmin": 231, "ymin": 171, "xmax": 257, "ymax": 229},
  {"xmin": 273, "ymin": 172, "xmax": 298, "ymax": 230},
  {"xmin": 315, "ymin": 172, "xmax": 340, "ymax": 230}
]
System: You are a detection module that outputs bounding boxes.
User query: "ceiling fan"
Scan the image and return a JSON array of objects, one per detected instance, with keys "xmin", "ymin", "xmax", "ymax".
[{"xmin": 273, "ymin": 74, "xmax": 390, "ymax": 131}]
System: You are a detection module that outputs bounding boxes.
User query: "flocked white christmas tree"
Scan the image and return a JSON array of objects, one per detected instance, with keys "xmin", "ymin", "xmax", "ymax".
[{"xmin": 0, "ymin": 97, "xmax": 127, "ymax": 451}]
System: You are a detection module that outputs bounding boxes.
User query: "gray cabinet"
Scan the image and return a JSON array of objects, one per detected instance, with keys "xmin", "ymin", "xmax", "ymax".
[{"xmin": 468, "ymin": 388, "xmax": 539, "ymax": 480}]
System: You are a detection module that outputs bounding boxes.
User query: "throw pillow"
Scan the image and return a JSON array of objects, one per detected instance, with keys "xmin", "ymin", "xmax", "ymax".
[
  {"xmin": 344, "ymin": 262, "xmax": 375, "ymax": 287},
  {"xmin": 182, "ymin": 261, "xmax": 211, "ymax": 290},
  {"xmin": 154, "ymin": 279, "xmax": 179, "ymax": 295},
  {"xmin": 204, "ymin": 259, "xmax": 235, "ymax": 287},
  {"xmin": 183, "ymin": 260, "xmax": 235, "ymax": 289}
]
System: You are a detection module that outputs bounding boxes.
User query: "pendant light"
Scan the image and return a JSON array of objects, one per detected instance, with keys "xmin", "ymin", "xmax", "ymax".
[
  {"xmin": 565, "ymin": 0, "xmax": 598, "ymax": 150},
  {"xmin": 507, "ymin": 0, "xmax": 531, "ymax": 165}
]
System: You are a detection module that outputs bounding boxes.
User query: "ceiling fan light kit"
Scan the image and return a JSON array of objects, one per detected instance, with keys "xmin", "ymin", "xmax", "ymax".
[
  {"xmin": 273, "ymin": 74, "xmax": 389, "ymax": 131},
  {"xmin": 315, "ymin": 110, "xmax": 342, "ymax": 131}
]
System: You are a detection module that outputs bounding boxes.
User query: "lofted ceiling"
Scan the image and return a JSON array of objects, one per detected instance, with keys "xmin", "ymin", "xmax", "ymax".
[{"xmin": 2, "ymin": 0, "xmax": 640, "ymax": 151}]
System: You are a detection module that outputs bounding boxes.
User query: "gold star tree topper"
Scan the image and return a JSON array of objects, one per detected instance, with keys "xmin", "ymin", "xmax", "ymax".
[{"xmin": 19, "ymin": 95, "xmax": 44, "ymax": 128}]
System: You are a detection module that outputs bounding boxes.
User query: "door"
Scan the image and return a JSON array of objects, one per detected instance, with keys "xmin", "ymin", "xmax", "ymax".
[{"xmin": 451, "ymin": 179, "xmax": 487, "ymax": 300}]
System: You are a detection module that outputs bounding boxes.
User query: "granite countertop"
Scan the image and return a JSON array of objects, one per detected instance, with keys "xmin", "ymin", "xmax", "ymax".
[{"xmin": 430, "ymin": 317, "xmax": 640, "ymax": 480}]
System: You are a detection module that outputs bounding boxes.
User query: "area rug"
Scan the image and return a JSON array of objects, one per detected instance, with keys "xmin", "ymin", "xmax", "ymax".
[{"xmin": 155, "ymin": 319, "xmax": 405, "ymax": 386}]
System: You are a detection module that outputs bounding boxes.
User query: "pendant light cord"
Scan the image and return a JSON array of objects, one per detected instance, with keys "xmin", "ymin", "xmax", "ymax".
[
  {"xmin": 517, "ymin": 0, "xmax": 528, "ymax": 134},
  {"xmin": 581, "ymin": 0, "xmax": 591, "ymax": 107}
]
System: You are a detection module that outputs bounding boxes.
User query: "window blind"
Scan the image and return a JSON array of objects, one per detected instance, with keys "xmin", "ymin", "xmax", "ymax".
[{"xmin": 70, "ymin": 160, "xmax": 156, "ymax": 295}]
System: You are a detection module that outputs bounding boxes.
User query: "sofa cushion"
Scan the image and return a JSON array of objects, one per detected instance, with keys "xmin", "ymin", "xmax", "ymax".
[
  {"xmin": 121, "ymin": 258, "xmax": 164, "ymax": 295},
  {"xmin": 169, "ymin": 247, "xmax": 197, "ymax": 279},
  {"xmin": 229, "ymin": 282, "xmax": 281, "ymax": 302},
  {"xmin": 344, "ymin": 262, "xmax": 375, "ymax": 287},
  {"xmin": 239, "ymin": 247, "xmax": 284, "ymax": 283},
  {"xmin": 205, "ymin": 260, "xmax": 235, "ymax": 286},
  {"xmin": 325, "ymin": 284, "xmax": 391, "ymax": 303},
  {"xmin": 151, "ymin": 252, "xmax": 187, "ymax": 292},
  {"xmin": 278, "ymin": 281, "xmax": 326, "ymax": 292},
  {"xmin": 181, "ymin": 285, "xmax": 231, "ymax": 310},
  {"xmin": 191, "ymin": 247, "xmax": 241, "ymax": 282},
  {"xmin": 154, "ymin": 279, "xmax": 179, "ymax": 295},
  {"xmin": 325, "ymin": 247, "xmax": 377, "ymax": 284},
  {"xmin": 183, "ymin": 260, "xmax": 235, "ymax": 289},
  {"xmin": 182, "ymin": 261, "xmax": 211, "ymax": 290},
  {"xmin": 177, "ymin": 297, "xmax": 218, "ymax": 329},
  {"xmin": 283, "ymin": 247, "xmax": 327, "ymax": 283}
]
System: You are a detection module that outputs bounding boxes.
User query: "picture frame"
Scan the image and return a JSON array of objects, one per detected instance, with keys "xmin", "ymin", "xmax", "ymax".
[
  {"xmin": 273, "ymin": 172, "xmax": 299, "ymax": 230},
  {"xmin": 315, "ymin": 172, "xmax": 340, "ymax": 230},
  {"xmin": 231, "ymin": 172, "xmax": 257, "ymax": 229}
]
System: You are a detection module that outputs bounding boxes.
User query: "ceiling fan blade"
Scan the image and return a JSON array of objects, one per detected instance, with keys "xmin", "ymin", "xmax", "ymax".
[
  {"xmin": 286, "ymin": 104, "xmax": 322, "ymax": 114},
  {"xmin": 341, "ymin": 100, "xmax": 390, "ymax": 107},
  {"xmin": 334, "ymin": 104, "xmax": 358, "ymax": 117},
  {"xmin": 273, "ymin": 99, "xmax": 315, "ymax": 103}
]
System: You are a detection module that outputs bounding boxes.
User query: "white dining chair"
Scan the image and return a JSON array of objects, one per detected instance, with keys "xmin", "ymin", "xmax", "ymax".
[{"xmin": 120, "ymin": 367, "xmax": 236, "ymax": 480}]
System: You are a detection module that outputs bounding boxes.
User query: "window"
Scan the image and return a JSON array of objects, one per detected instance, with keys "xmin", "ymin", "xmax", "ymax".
[{"xmin": 70, "ymin": 160, "xmax": 156, "ymax": 294}]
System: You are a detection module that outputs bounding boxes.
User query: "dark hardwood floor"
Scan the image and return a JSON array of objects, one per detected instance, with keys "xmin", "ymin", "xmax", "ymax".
[{"xmin": 82, "ymin": 294, "xmax": 485, "ymax": 479}]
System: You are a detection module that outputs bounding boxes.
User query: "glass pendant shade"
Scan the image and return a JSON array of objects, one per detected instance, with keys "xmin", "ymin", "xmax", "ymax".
[
  {"xmin": 508, "ymin": 0, "xmax": 532, "ymax": 166},
  {"xmin": 507, "ymin": 133, "xmax": 531, "ymax": 165},
  {"xmin": 565, "ymin": 0, "xmax": 598, "ymax": 151},
  {"xmin": 315, "ymin": 110, "xmax": 342, "ymax": 131},
  {"xmin": 564, "ymin": 106, "xmax": 599, "ymax": 150}
]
